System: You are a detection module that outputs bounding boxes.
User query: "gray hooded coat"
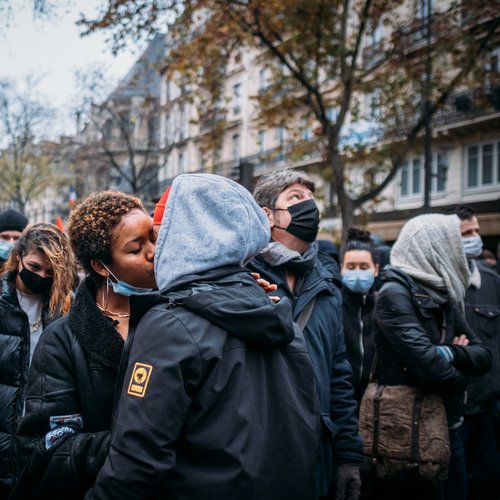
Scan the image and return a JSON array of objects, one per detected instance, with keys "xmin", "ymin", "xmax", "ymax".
[{"xmin": 86, "ymin": 174, "xmax": 321, "ymax": 500}]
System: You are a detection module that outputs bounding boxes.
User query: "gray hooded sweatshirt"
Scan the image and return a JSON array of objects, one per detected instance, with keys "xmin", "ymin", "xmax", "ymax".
[{"xmin": 154, "ymin": 173, "xmax": 270, "ymax": 292}]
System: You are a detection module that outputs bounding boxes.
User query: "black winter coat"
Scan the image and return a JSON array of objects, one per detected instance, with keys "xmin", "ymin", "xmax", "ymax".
[
  {"xmin": 86, "ymin": 268, "xmax": 321, "ymax": 500},
  {"xmin": 14, "ymin": 277, "xmax": 124, "ymax": 499},
  {"xmin": 374, "ymin": 267, "xmax": 492, "ymax": 426},
  {"xmin": 464, "ymin": 261, "xmax": 500, "ymax": 413},
  {"xmin": 342, "ymin": 287, "xmax": 376, "ymax": 404},
  {"xmin": 248, "ymin": 255, "xmax": 363, "ymax": 497},
  {"xmin": 0, "ymin": 273, "xmax": 54, "ymax": 496}
]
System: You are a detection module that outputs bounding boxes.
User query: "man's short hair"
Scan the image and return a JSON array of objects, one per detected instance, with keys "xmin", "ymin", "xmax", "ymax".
[
  {"xmin": 253, "ymin": 169, "xmax": 315, "ymax": 208},
  {"xmin": 441, "ymin": 204, "xmax": 474, "ymax": 221}
]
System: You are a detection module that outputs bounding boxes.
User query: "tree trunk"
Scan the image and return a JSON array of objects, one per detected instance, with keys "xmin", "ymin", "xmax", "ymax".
[{"xmin": 326, "ymin": 146, "xmax": 353, "ymax": 249}]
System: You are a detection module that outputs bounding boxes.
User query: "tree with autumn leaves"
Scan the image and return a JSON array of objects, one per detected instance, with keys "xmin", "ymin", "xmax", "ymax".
[{"xmin": 79, "ymin": 0, "xmax": 499, "ymax": 238}]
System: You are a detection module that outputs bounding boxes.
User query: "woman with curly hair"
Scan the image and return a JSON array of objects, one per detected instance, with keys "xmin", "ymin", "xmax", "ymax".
[
  {"xmin": 0, "ymin": 223, "xmax": 75, "ymax": 497},
  {"xmin": 14, "ymin": 191, "xmax": 156, "ymax": 500}
]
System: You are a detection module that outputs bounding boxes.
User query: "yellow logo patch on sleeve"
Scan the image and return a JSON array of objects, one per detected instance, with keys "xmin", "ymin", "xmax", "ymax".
[{"xmin": 127, "ymin": 362, "xmax": 153, "ymax": 398}]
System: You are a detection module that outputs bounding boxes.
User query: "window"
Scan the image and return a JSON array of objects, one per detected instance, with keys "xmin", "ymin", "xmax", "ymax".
[
  {"xmin": 232, "ymin": 83, "xmax": 241, "ymax": 114},
  {"xmin": 466, "ymin": 142, "xmax": 500, "ymax": 189},
  {"xmin": 400, "ymin": 152, "xmax": 448, "ymax": 197},
  {"xmin": 258, "ymin": 130, "xmax": 266, "ymax": 154},
  {"xmin": 118, "ymin": 112, "xmax": 132, "ymax": 136},
  {"xmin": 400, "ymin": 158, "xmax": 421, "ymax": 196},
  {"xmin": 276, "ymin": 127, "xmax": 286, "ymax": 147},
  {"xmin": 148, "ymin": 116, "xmax": 159, "ymax": 144},
  {"xmin": 483, "ymin": 144, "xmax": 494, "ymax": 184},
  {"xmin": 327, "ymin": 107, "xmax": 338, "ymax": 123},
  {"xmin": 259, "ymin": 69, "xmax": 269, "ymax": 91},
  {"xmin": 467, "ymin": 146, "xmax": 479, "ymax": 187},
  {"xmin": 179, "ymin": 105, "xmax": 188, "ymax": 140},
  {"xmin": 366, "ymin": 90, "xmax": 382, "ymax": 119},
  {"xmin": 178, "ymin": 150, "xmax": 185, "ymax": 175},
  {"xmin": 434, "ymin": 152, "xmax": 448, "ymax": 192},
  {"xmin": 412, "ymin": 158, "xmax": 421, "ymax": 194},
  {"xmin": 103, "ymin": 119, "xmax": 113, "ymax": 140},
  {"xmin": 417, "ymin": 0, "xmax": 434, "ymax": 20},
  {"xmin": 199, "ymin": 149, "xmax": 206, "ymax": 171},
  {"xmin": 302, "ymin": 120, "xmax": 312, "ymax": 141},
  {"xmin": 400, "ymin": 161, "xmax": 409, "ymax": 196},
  {"xmin": 165, "ymin": 114, "xmax": 174, "ymax": 144},
  {"xmin": 232, "ymin": 134, "xmax": 241, "ymax": 161},
  {"xmin": 166, "ymin": 80, "xmax": 172, "ymax": 102}
]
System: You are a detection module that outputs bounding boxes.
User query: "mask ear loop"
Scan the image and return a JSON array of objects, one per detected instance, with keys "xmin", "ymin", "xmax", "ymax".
[{"xmin": 102, "ymin": 274, "xmax": 110, "ymax": 311}]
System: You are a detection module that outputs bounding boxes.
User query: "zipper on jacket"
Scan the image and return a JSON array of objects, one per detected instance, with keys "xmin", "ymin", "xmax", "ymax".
[{"xmin": 358, "ymin": 305, "xmax": 364, "ymax": 384}]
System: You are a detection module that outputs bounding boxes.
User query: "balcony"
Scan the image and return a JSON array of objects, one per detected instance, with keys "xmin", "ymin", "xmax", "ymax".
[
  {"xmin": 433, "ymin": 86, "xmax": 500, "ymax": 128},
  {"xmin": 213, "ymin": 141, "xmax": 323, "ymax": 178}
]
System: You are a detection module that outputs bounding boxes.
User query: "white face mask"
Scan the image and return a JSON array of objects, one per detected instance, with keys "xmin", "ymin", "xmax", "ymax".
[{"xmin": 462, "ymin": 235, "xmax": 483, "ymax": 258}]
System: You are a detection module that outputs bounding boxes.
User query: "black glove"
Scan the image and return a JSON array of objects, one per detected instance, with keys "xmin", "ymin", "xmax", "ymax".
[{"xmin": 333, "ymin": 463, "xmax": 361, "ymax": 500}]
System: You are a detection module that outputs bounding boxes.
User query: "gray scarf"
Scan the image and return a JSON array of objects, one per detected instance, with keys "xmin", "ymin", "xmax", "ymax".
[
  {"xmin": 260, "ymin": 241, "xmax": 318, "ymax": 273},
  {"xmin": 391, "ymin": 214, "xmax": 470, "ymax": 304}
]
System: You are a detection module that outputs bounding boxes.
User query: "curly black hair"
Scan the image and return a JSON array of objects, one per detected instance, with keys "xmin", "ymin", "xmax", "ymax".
[{"xmin": 67, "ymin": 191, "xmax": 145, "ymax": 281}]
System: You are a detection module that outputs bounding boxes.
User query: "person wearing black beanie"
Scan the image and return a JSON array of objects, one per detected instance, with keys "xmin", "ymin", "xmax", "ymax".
[{"xmin": 0, "ymin": 209, "xmax": 29, "ymax": 265}]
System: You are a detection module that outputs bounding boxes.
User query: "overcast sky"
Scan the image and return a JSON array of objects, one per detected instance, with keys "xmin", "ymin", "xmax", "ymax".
[{"xmin": 0, "ymin": 0, "xmax": 142, "ymax": 138}]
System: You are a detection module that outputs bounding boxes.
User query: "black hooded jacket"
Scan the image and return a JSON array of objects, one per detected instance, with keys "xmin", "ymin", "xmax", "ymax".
[
  {"xmin": 0, "ymin": 273, "xmax": 55, "ymax": 496},
  {"xmin": 464, "ymin": 261, "xmax": 500, "ymax": 413},
  {"xmin": 86, "ymin": 268, "xmax": 321, "ymax": 500},
  {"xmin": 341, "ymin": 287, "xmax": 376, "ymax": 404},
  {"xmin": 374, "ymin": 267, "xmax": 492, "ymax": 426},
  {"xmin": 14, "ymin": 277, "xmax": 124, "ymax": 499}
]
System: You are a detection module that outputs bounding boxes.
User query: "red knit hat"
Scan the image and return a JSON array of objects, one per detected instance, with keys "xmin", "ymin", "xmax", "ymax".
[{"xmin": 153, "ymin": 186, "xmax": 171, "ymax": 225}]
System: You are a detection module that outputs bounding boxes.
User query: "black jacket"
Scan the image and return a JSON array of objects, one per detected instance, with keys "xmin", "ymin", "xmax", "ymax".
[
  {"xmin": 0, "ymin": 273, "xmax": 54, "ymax": 496},
  {"xmin": 464, "ymin": 261, "xmax": 500, "ymax": 413},
  {"xmin": 341, "ymin": 287, "xmax": 376, "ymax": 404},
  {"xmin": 248, "ymin": 255, "xmax": 363, "ymax": 497},
  {"xmin": 374, "ymin": 267, "xmax": 492, "ymax": 426},
  {"xmin": 14, "ymin": 277, "xmax": 124, "ymax": 499},
  {"xmin": 86, "ymin": 268, "xmax": 321, "ymax": 500}
]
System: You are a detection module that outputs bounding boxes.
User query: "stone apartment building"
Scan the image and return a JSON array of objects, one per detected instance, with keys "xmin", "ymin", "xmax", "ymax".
[{"xmin": 155, "ymin": 2, "xmax": 500, "ymax": 252}]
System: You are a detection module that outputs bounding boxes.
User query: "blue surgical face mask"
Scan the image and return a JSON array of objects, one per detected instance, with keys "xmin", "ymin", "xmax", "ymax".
[
  {"xmin": 341, "ymin": 269, "xmax": 375, "ymax": 294},
  {"xmin": 462, "ymin": 236, "xmax": 483, "ymax": 259},
  {"xmin": 0, "ymin": 239, "xmax": 13, "ymax": 261},
  {"xmin": 101, "ymin": 262, "xmax": 154, "ymax": 297}
]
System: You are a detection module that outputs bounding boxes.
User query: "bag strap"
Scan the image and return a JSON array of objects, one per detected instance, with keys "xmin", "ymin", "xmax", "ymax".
[
  {"xmin": 297, "ymin": 297, "xmax": 316, "ymax": 331},
  {"xmin": 369, "ymin": 352, "xmax": 379, "ymax": 383}
]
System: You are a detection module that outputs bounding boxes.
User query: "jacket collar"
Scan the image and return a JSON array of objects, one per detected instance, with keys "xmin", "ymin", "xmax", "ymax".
[{"xmin": 69, "ymin": 277, "xmax": 124, "ymax": 370}]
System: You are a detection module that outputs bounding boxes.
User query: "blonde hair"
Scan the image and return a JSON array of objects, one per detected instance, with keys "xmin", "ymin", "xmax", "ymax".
[{"xmin": 3, "ymin": 223, "xmax": 75, "ymax": 315}]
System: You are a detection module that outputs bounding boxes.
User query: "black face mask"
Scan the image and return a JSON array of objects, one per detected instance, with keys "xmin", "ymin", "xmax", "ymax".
[
  {"xmin": 273, "ymin": 199, "xmax": 320, "ymax": 243},
  {"xmin": 19, "ymin": 261, "xmax": 53, "ymax": 295}
]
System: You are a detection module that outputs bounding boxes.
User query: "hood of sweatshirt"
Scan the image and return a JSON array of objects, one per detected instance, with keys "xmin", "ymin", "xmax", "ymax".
[
  {"xmin": 154, "ymin": 173, "xmax": 270, "ymax": 292},
  {"xmin": 152, "ymin": 174, "xmax": 295, "ymax": 347}
]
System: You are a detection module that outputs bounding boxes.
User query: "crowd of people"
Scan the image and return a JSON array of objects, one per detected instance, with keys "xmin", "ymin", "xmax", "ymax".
[{"xmin": 0, "ymin": 168, "xmax": 498, "ymax": 500}]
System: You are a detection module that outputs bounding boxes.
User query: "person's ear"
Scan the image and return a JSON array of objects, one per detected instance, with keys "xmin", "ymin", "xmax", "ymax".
[
  {"xmin": 374, "ymin": 263, "xmax": 380, "ymax": 278},
  {"xmin": 262, "ymin": 207, "xmax": 275, "ymax": 228},
  {"xmin": 91, "ymin": 259, "xmax": 109, "ymax": 279}
]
